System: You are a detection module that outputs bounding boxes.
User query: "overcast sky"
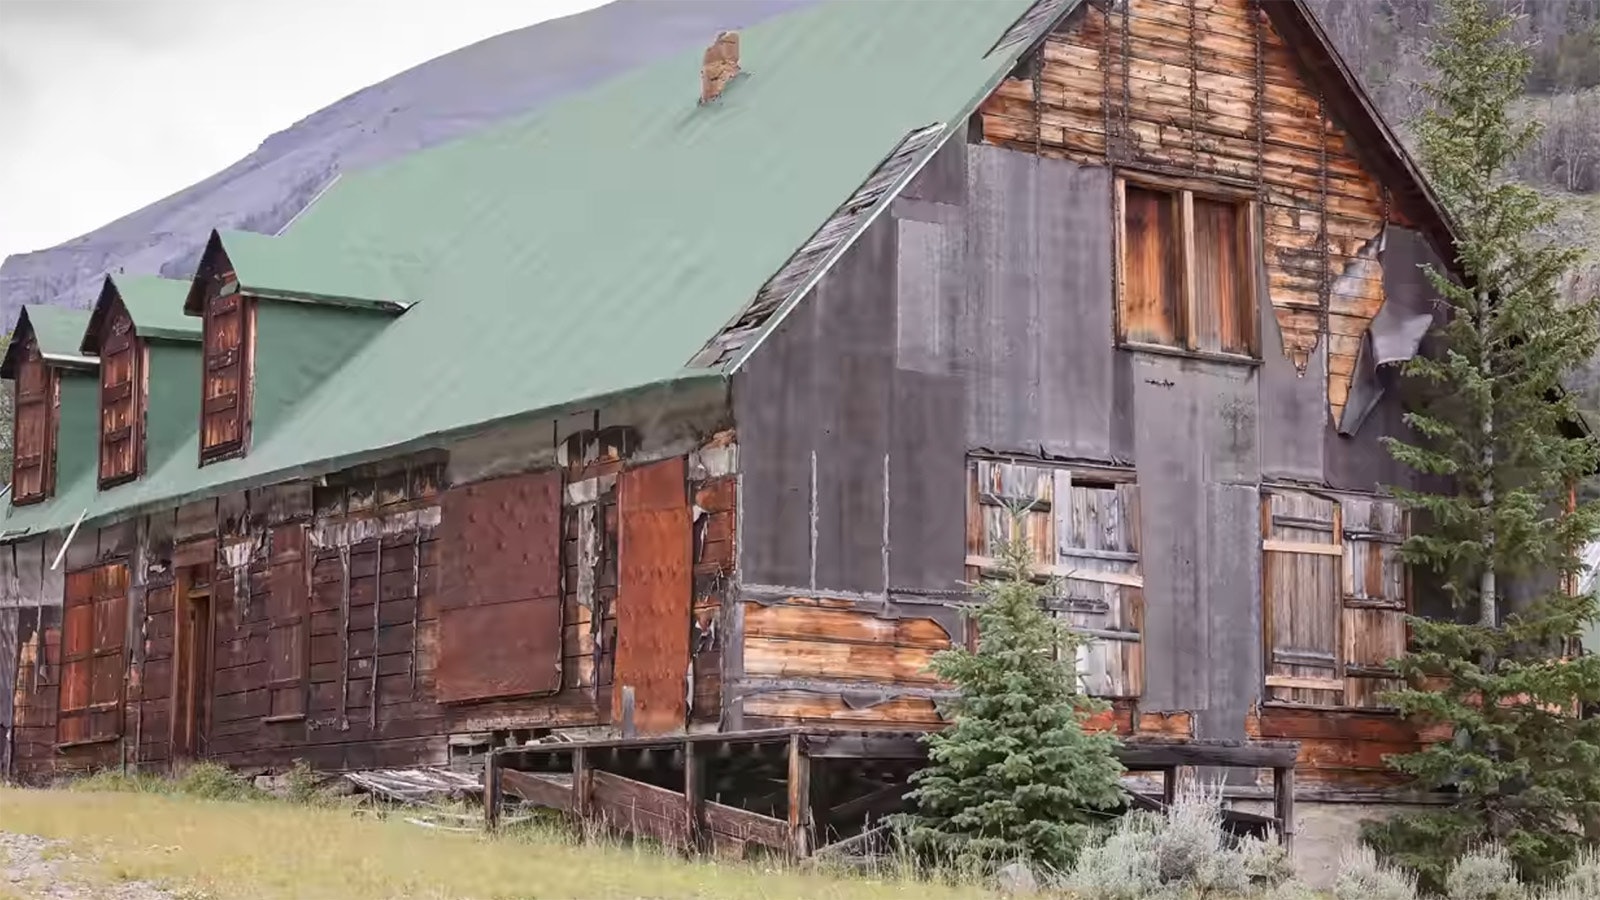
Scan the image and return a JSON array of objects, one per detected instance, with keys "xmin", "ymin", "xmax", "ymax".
[{"xmin": 0, "ymin": 0, "xmax": 606, "ymax": 264}]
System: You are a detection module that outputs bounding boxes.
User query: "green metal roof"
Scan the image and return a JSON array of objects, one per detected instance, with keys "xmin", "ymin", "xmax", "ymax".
[
  {"xmin": 113, "ymin": 275, "xmax": 201, "ymax": 343},
  {"xmin": 2, "ymin": 0, "xmax": 1054, "ymax": 536},
  {"xmin": 204, "ymin": 229, "xmax": 424, "ymax": 312},
  {"xmin": 2, "ymin": 306, "xmax": 96, "ymax": 377},
  {"xmin": 81, "ymin": 275, "xmax": 199, "ymax": 354}
]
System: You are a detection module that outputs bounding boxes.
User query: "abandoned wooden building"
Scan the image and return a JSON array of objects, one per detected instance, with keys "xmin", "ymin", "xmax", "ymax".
[{"xmin": 0, "ymin": 0, "xmax": 1509, "ymax": 872}]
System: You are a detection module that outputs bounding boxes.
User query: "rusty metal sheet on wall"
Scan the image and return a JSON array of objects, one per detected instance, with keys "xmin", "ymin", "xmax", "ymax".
[
  {"xmin": 435, "ymin": 469, "xmax": 563, "ymax": 703},
  {"xmin": 614, "ymin": 456, "xmax": 691, "ymax": 734}
]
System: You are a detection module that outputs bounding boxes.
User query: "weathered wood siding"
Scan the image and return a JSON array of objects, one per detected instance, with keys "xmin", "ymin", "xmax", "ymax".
[
  {"xmin": 730, "ymin": 0, "xmax": 1449, "ymax": 787},
  {"xmin": 4, "ymin": 385, "xmax": 735, "ymax": 782},
  {"xmin": 979, "ymin": 0, "xmax": 1399, "ymax": 423}
]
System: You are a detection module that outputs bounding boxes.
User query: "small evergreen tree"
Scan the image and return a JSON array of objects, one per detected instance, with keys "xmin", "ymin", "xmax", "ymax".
[
  {"xmin": 1363, "ymin": 0, "xmax": 1600, "ymax": 888},
  {"xmin": 897, "ymin": 528, "xmax": 1126, "ymax": 874}
]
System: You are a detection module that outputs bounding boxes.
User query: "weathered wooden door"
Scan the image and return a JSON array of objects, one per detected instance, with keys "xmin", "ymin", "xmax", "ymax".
[
  {"xmin": 172, "ymin": 566, "xmax": 213, "ymax": 760},
  {"xmin": 613, "ymin": 457, "xmax": 692, "ymax": 735}
]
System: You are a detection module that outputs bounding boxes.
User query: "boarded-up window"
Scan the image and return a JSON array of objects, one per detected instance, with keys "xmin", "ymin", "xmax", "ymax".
[
  {"xmin": 264, "ymin": 526, "xmax": 309, "ymax": 719},
  {"xmin": 966, "ymin": 459, "xmax": 1143, "ymax": 698},
  {"xmin": 98, "ymin": 306, "xmax": 145, "ymax": 487},
  {"xmin": 1262, "ymin": 489, "xmax": 1408, "ymax": 708},
  {"xmin": 58, "ymin": 562, "xmax": 129, "ymax": 745},
  {"xmin": 200, "ymin": 288, "xmax": 250, "ymax": 463},
  {"xmin": 1118, "ymin": 179, "xmax": 1257, "ymax": 357},
  {"xmin": 614, "ymin": 457, "xmax": 693, "ymax": 734},
  {"xmin": 436, "ymin": 470, "xmax": 564, "ymax": 703},
  {"xmin": 11, "ymin": 338, "xmax": 56, "ymax": 505}
]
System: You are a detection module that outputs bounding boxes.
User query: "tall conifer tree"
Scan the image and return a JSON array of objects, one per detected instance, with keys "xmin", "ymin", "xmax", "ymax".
[{"xmin": 1363, "ymin": 0, "xmax": 1600, "ymax": 887}]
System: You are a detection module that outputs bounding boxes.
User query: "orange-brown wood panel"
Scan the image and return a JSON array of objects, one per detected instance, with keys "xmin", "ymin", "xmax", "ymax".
[
  {"xmin": 11, "ymin": 338, "xmax": 54, "ymax": 504},
  {"xmin": 98, "ymin": 301, "xmax": 143, "ymax": 486},
  {"xmin": 614, "ymin": 457, "xmax": 692, "ymax": 735},
  {"xmin": 1248, "ymin": 704, "xmax": 1441, "ymax": 785},
  {"xmin": 741, "ymin": 691, "xmax": 946, "ymax": 726},
  {"xmin": 1192, "ymin": 196, "xmax": 1254, "ymax": 355},
  {"xmin": 58, "ymin": 562, "xmax": 129, "ymax": 747},
  {"xmin": 1121, "ymin": 184, "xmax": 1184, "ymax": 346},
  {"xmin": 743, "ymin": 604, "xmax": 952, "ymax": 650},
  {"xmin": 200, "ymin": 291, "xmax": 248, "ymax": 461}
]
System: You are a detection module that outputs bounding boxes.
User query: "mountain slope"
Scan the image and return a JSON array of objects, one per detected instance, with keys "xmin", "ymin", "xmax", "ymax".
[{"xmin": 0, "ymin": 0, "xmax": 814, "ymax": 326}]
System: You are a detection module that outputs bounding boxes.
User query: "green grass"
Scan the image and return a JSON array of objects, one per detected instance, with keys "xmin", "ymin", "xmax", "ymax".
[{"xmin": 0, "ymin": 787, "xmax": 1004, "ymax": 900}]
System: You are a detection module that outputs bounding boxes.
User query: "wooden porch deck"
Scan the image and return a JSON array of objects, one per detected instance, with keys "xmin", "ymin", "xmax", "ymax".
[{"xmin": 484, "ymin": 727, "xmax": 1301, "ymax": 859}]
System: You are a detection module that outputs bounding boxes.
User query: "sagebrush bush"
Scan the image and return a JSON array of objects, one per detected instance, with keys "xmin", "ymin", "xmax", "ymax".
[
  {"xmin": 1071, "ymin": 811, "xmax": 1164, "ymax": 900},
  {"xmin": 1070, "ymin": 785, "xmax": 1295, "ymax": 900},
  {"xmin": 1335, "ymin": 844, "xmax": 1419, "ymax": 900},
  {"xmin": 1558, "ymin": 847, "xmax": 1600, "ymax": 894},
  {"xmin": 1446, "ymin": 846, "xmax": 1523, "ymax": 900}
]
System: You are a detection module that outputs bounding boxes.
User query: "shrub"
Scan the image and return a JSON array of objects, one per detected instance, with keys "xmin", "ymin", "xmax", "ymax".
[
  {"xmin": 173, "ymin": 762, "xmax": 257, "ymax": 802},
  {"xmin": 1334, "ymin": 844, "xmax": 1419, "ymax": 900},
  {"xmin": 1071, "ymin": 810, "xmax": 1164, "ymax": 900},
  {"xmin": 1558, "ymin": 847, "xmax": 1600, "ymax": 894},
  {"xmin": 73, "ymin": 769, "xmax": 171, "ymax": 794},
  {"xmin": 1446, "ymin": 846, "xmax": 1523, "ymax": 900},
  {"xmin": 283, "ymin": 760, "xmax": 324, "ymax": 805},
  {"xmin": 1070, "ymin": 785, "xmax": 1295, "ymax": 900}
]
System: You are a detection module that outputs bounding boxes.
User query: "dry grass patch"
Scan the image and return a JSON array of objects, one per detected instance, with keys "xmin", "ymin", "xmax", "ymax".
[{"xmin": 0, "ymin": 787, "xmax": 1001, "ymax": 900}]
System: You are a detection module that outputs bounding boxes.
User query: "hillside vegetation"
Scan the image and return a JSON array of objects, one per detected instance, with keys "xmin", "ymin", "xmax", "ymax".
[{"xmin": 1309, "ymin": 0, "xmax": 1600, "ymax": 304}]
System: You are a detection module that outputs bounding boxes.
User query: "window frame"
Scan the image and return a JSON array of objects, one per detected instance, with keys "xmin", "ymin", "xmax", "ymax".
[
  {"xmin": 97, "ymin": 300, "xmax": 147, "ymax": 489},
  {"xmin": 1113, "ymin": 170, "xmax": 1261, "ymax": 362},
  {"xmin": 11, "ymin": 335, "xmax": 58, "ymax": 506}
]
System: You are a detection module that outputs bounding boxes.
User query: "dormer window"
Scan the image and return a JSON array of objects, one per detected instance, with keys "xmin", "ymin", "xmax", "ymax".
[
  {"xmin": 98, "ymin": 307, "xmax": 145, "ymax": 487},
  {"xmin": 186, "ymin": 234, "xmax": 253, "ymax": 465},
  {"xmin": 11, "ymin": 336, "xmax": 57, "ymax": 504},
  {"xmin": 201, "ymin": 287, "xmax": 250, "ymax": 463}
]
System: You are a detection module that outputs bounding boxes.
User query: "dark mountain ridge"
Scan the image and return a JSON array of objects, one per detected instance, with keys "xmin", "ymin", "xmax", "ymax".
[{"xmin": 3, "ymin": 0, "xmax": 1595, "ymax": 332}]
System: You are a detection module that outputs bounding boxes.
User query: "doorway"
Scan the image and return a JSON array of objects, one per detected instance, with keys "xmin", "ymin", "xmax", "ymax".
[{"xmin": 172, "ymin": 564, "xmax": 213, "ymax": 761}]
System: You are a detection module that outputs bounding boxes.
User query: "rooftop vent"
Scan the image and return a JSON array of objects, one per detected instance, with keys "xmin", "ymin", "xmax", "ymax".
[{"xmin": 700, "ymin": 31, "xmax": 741, "ymax": 105}]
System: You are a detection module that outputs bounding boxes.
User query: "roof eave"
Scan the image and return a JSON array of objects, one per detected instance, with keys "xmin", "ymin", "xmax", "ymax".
[
  {"xmin": 74, "ymin": 369, "xmax": 729, "ymax": 536},
  {"xmin": 41, "ymin": 352, "xmax": 98, "ymax": 371},
  {"xmin": 142, "ymin": 329, "xmax": 204, "ymax": 344},
  {"xmin": 245, "ymin": 286, "xmax": 415, "ymax": 313}
]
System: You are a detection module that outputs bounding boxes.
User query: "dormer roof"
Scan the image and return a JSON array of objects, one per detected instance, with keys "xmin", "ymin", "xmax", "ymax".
[
  {"xmin": 182, "ymin": 229, "xmax": 422, "ymax": 315},
  {"xmin": 80, "ymin": 274, "xmax": 199, "ymax": 355},
  {"xmin": 1, "ymin": 306, "xmax": 96, "ymax": 378}
]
